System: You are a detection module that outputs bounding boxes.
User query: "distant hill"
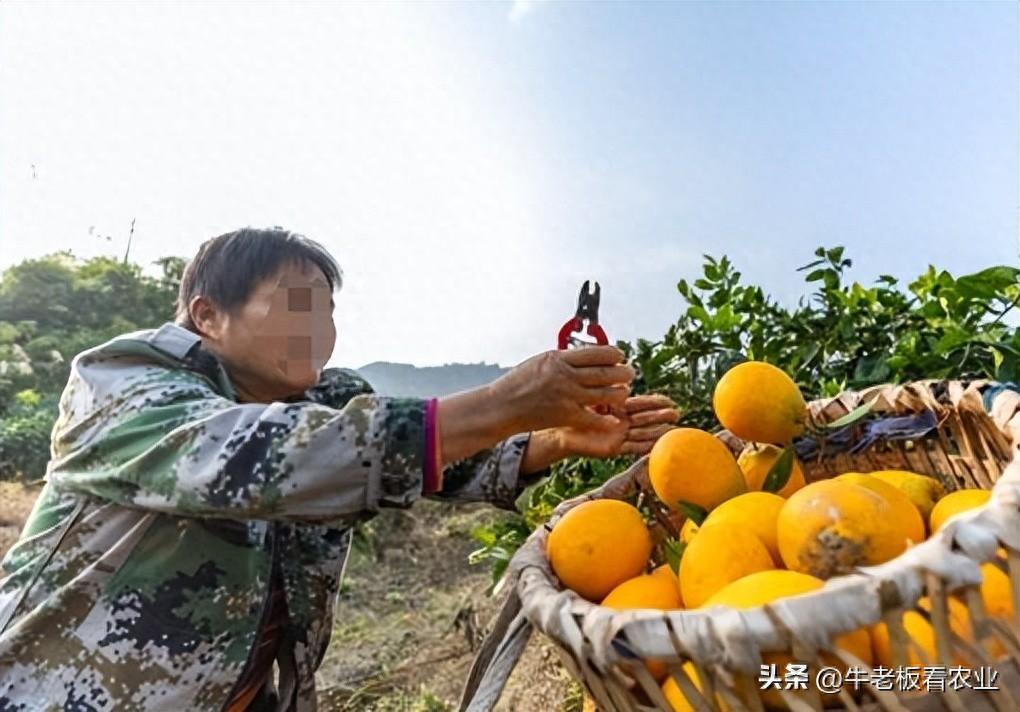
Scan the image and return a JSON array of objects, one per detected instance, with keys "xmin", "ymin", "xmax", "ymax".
[{"xmin": 355, "ymin": 361, "xmax": 508, "ymax": 398}]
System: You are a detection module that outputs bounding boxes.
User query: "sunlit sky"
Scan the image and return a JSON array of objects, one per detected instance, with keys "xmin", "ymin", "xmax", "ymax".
[{"xmin": 1, "ymin": 1, "xmax": 1017, "ymax": 368}]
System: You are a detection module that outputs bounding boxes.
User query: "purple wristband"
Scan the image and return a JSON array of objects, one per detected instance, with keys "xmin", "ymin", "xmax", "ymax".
[{"xmin": 423, "ymin": 398, "xmax": 442, "ymax": 494}]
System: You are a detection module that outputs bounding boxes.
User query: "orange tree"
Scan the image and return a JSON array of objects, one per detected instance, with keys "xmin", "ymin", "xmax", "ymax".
[{"xmin": 470, "ymin": 246, "xmax": 1020, "ymax": 584}]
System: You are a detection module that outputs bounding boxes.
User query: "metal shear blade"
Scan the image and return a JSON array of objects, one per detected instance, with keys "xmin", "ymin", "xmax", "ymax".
[{"xmin": 574, "ymin": 280, "xmax": 601, "ymax": 324}]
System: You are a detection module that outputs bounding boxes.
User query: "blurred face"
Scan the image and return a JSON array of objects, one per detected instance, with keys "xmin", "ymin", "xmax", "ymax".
[{"xmin": 190, "ymin": 260, "xmax": 337, "ymax": 402}]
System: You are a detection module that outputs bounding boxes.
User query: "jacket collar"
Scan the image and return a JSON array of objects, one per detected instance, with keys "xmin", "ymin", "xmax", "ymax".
[{"xmin": 147, "ymin": 323, "xmax": 238, "ymax": 401}]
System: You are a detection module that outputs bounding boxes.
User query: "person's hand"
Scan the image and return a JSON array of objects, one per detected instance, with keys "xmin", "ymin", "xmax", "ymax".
[
  {"xmin": 487, "ymin": 345, "xmax": 634, "ymax": 435},
  {"xmin": 520, "ymin": 393, "xmax": 680, "ymax": 474},
  {"xmin": 617, "ymin": 394, "xmax": 681, "ymax": 454},
  {"xmin": 556, "ymin": 394, "xmax": 681, "ymax": 459}
]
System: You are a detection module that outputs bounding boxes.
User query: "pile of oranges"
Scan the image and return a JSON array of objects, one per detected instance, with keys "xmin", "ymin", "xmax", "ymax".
[{"xmin": 546, "ymin": 361, "xmax": 1006, "ymax": 710}]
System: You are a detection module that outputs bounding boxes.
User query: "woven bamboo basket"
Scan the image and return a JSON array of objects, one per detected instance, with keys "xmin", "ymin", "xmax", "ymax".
[{"xmin": 459, "ymin": 380, "xmax": 1020, "ymax": 712}]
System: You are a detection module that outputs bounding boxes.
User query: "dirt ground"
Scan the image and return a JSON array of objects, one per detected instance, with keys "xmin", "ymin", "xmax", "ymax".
[
  {"xmin": 0, "ymin": 482, "xmax": 576, "ymax": 711},
  {"xmin": 0, "ymin": 480, "xmax": 41, "ymax": 566}
]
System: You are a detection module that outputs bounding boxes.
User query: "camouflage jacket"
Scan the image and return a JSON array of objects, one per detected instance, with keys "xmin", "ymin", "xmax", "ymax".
[{"xmin": 0, "ymin": 323, "xmax": 536, "ymax": 711}]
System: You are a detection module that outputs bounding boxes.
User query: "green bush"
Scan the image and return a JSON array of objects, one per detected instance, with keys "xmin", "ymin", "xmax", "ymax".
[
  {"xmin": 0, "ymin": 389, "xmax": 56, "ymax": 480},
  {"xmin": 0, "ymin": 253, "xmax": 185, "ymax": 479},
  {"xmin": 470, "ymin": 247, "xmax": 1020, "ymax": 583}
]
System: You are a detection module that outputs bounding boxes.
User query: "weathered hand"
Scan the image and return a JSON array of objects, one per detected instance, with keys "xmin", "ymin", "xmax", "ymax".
[
  {"xmin": 487, "ymin": 346, "xmax": 634, "ymax": 434},
  {"xmin": 552, "ymin": 409, "xmax": 630, "ymax": 460},
  {"xmin": 439, "ymin": 345, "xmax": 633, "ymax": 464},
  {"xmin": 616, "ymin": 394, "xmax": 681, "ymax": 455},
  {"xmin": 552, "ymin": 393, "xmax": 680, "ymax": 460}
]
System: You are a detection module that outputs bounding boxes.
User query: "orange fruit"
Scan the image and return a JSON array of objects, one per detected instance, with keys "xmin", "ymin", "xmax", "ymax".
[
  {"xmin": 738, "ymin": 443, "xmax": 807, "ymax": 498},
  {"xmin": 930, "ymin": 489, "xmax": 991, "ymax": 532},
  {"xmin": 701, "ymin": 491, "xmax": 786, "ymax": 564},
  {"xmin": 713, "ymin": 361, "xmax": 806, "ymax": 445},
  {"xmin": 649, "ymin": 428, "xmax": 747, "ymax": 512},
  {"xmin": 868, "ymin": 470, "xmax": 946, "ymax": 524},
  {"xmin": 870, "ymin": 596, "xmax": 973, "ymax": 668},
  {"xmin": 778, "ymin": 479, "xmax": 915, "ymax": 578},
  {"xmin": 603, "ymin": 571, "xmax": 684, "ymax": 611},
  {"xmin": 547, "ymin": 499, "xmax": 652, "ymax": 601},
  {"xmin": 602, "ymin": 571, "xmax": 684, "ymax": 680},
  {"xmin": 974, "ymin": 562, "xmax": 1014, "ymax": 619},
  {"xmin": 679, "ymin": 518, "xmax": 699, "ymax": 545},
  {"xmin": 661, "ymin": 664, "xmax": 710, "ymax": 712},
  {"xmin": 705, "ymin": 570, "xmax": 872, "ymax": 707},
  {"xmin": 680, "ymin": 523, "xmax": 774, "ymax": 608},
  {"xmin": 651, "ymin": 563, "xmax": 684, "ymax": 605},
  {"xmin": 705, "ymin": 570, "xmax": 873, "ymax": 665},
  {"xmin": 835, "ymin": 473, "xmax": 925, "ymax": 546},
  {"xmin": 948, "ymin": 562, "xmax": 1013, "ymax": 659}
]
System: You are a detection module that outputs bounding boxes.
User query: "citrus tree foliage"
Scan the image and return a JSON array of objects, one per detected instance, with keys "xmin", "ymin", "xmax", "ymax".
[
  {"xmin": 471, "ymin": 247, "xmax": 1020, "ymax": 584},
  {"xmin": 0, "ymin": 253, "xmax": 184, "ymax": 479}
]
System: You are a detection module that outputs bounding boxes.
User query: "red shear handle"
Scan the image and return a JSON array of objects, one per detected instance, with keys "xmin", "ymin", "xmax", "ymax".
[
  {"xmin": 557, "ymin": 318, "xmax": 581, "ymax": 350},
  {"xmin": 557, "ymin": 318, "xmax": 610, "ymax": 350},
  {"xmin": 557, "ymin": 319, "xmax": 610, "ymax": 350},
  {"xmin": 556, "ymin": 320, "xmax": 612, "ymax": 415},
  {"xmin": 586, "ymin": 323, "xmax": 609, "ymax": 346}
]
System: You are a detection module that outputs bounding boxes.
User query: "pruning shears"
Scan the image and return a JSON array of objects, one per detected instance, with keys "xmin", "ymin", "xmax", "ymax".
[
  {"xmin": 557, "ymin": 280, "xmax": 609, "ymax": 350},
  {"xmin": 558, "ymin": 280, "xmax": 611, "ymax": 414}
]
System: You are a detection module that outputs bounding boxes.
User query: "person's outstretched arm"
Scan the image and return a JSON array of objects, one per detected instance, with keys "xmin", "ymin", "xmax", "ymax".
[
  {"xmin": 425, "ymin": 370, "xmax": 679, "ymax": 510},
  {"xmin": 48, "ymin": 342, "xmax": 634, "ymax": 523}
]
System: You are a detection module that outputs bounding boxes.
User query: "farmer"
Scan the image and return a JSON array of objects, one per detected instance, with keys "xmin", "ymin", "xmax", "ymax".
[{"xmin": 0, "ymin": 227, "xmax": 679, "ymax": 711}]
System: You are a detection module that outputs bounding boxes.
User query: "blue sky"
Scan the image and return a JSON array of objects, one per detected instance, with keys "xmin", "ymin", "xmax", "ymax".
[
  {"xmin": 476, "ymin": 1, "xmax": 1019, "ymax": 297},
  {"xmin": 0, "ymin": 1, "xmax": 1017, "ymax": 367}
]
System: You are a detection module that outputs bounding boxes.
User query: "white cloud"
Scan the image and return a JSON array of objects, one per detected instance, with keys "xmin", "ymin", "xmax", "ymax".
[{"xmin": 509, "ymin": 0, "xmax": 546, "ymax": 23}]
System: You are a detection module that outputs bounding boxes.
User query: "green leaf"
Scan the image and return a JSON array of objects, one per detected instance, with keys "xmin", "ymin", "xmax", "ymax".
[
  {"xmin": 955, "ymin": 266, "xmax": 1020, "ymax": 300},
  {"xmin": 992, "ymin": 341, "xmax": 1020, "ymax": 356},
  {"xmin": 762, "ymin": 446, "xmax": 795, "ymax": 493},
  {"xmin": 470, "ymin": 526, "xmax": 497, "ymax": 548},
  {"xmin": 663, "ymin": 538, "xmax": 686, "ymax": 574},
  {"xmin": 992, "ymin": 347, "xmax": 1005, "ymax": 374},
  {"xmin": 647, "ymin": 347, "xmax": 676, "ymax": 370},
  {"xmin": 490, "ymin": 557, "xmax": 510, "ymax": 587},
  {"xmin": 797, "ymin": 258, "xmax": 826, "ymax": 272},
  {"xmin": 933, "ymin": 326, "xmax": 971, "ymax": 355},
  {"xmin": 714, "ymin": 304, "xmax": 739, "ymax": 330},
  {"xmin": 714, "ymin": 350, "xmax": 748, "ymax": 376},
  {"xmin": 824, "ymin": 401, "xmax": 874, "ymax": 429},
  {"xmin": 852, "ymin": 354, "xmax": 890, "ymax": 384},
  {"xmin": 799, "ymin": 342, "xmax": 822, "ymax": 367},
  {"xmin": 676, "ymin": 501, "xmax": 708, "ymax": 526},
  {"xmin": 13, "ymin": 389, "xmax": 41, "ymax": 408},
  {"xmin": 688, "ymin": 305, "xmax": 711, "ymax": 324}
]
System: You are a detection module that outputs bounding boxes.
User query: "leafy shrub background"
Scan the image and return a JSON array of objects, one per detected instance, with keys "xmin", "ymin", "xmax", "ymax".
[
  {"xmin": 0, "ymin": 253, "xmax": 184, "ymax": 480},
  {"xmin": 471, "ymin": 247, "xmax": 1020, "ymax": 584}
]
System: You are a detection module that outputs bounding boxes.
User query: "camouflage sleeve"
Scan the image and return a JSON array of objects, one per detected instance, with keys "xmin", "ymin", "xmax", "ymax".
[
  {"xmin": 47, "ymin": 363, "xmax": 430, "ymax": 523},
  {"xmin": 301, "ymin": 369, "xmax": 540, "ymax": 511},
  {"xmin": 298, "ymin": 367, "xmax": 376, "ymax": 408},
  {"xmin": 427, "ymin": 433, "xmax": 541, "ymax": 511}
]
